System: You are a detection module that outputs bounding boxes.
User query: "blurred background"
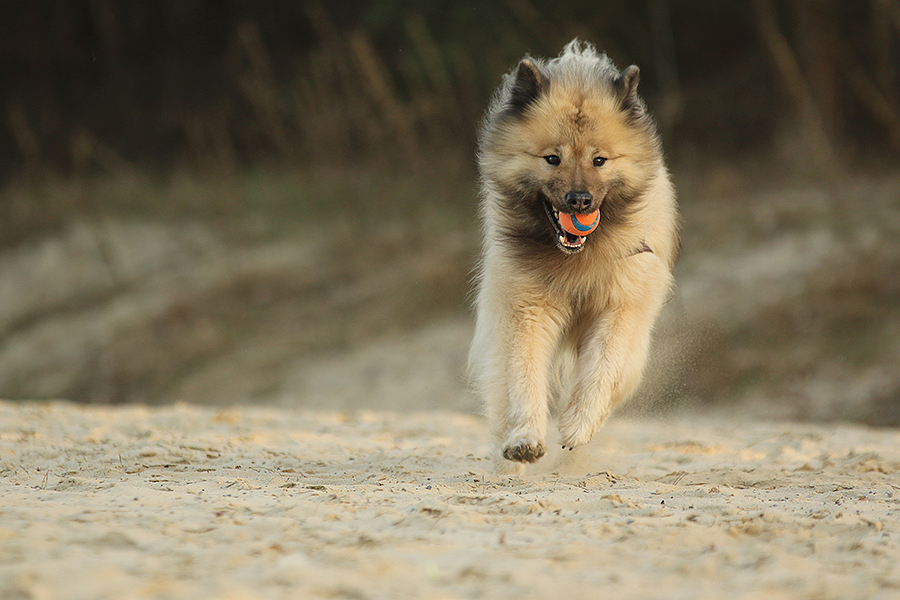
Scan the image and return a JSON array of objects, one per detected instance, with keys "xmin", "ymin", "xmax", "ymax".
[{"xmin": 1, "ymin": 1, "xmax": 898, "ymax": 424}]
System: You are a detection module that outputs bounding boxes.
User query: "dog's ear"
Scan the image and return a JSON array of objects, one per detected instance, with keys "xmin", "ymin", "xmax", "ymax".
[
  {"xmin": 508, "ymin": 59, "xmax": 548, "ymax": 115},
  {"xmin": 615, "ymin": 65, "xmax": 642, "ymax": 114}
]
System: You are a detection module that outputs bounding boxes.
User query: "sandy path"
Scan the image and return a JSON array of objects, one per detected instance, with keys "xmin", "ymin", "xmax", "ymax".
[{"xmin": 1, "ymin": 401, "xmax": 899, "ymax": 599}]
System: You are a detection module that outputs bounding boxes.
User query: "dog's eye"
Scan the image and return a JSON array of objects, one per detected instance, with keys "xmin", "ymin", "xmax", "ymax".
[
  {"xmin": 543, "ymin": 155, "xmax": 561, "ymax": 166},
  {"xmin": 593, "ymin": 156, "xmax": 607, "ymax": 167}
]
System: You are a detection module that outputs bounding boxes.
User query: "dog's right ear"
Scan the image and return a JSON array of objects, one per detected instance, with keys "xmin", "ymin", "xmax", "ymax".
[{"xmin": 508, "ymin": 59, "xmax": 548, "ymax": 115}]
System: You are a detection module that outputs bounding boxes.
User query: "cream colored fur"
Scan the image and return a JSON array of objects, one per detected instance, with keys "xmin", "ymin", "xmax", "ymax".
[{"xmin": 469, "ymin": 41, "xmax": 679, "ymax": 475}]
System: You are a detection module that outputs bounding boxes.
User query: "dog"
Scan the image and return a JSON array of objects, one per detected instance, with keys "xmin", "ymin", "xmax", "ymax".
[{"xmin": 468, "ymin": 40, "xmax": 680, "ymax": 473}]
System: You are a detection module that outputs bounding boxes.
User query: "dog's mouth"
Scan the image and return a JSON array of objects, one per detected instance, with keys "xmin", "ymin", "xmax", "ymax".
[{"xmin": 542, "ymin": 200, "xmax": 599, "ymax": 254}]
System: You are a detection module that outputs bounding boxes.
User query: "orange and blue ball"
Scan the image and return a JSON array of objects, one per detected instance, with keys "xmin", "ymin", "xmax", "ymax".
[{"xmin": 558, "ymin": 210, "xmax": 600, "ymax": 236}]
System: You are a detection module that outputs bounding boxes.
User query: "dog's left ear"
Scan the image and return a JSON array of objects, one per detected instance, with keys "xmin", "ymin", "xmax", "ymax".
[{"xmin": 615, "ymin": 65, "xmax": 642, "ymax": 113}]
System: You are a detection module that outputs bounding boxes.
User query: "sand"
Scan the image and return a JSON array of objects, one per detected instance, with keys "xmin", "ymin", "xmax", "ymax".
[{"xmin": 1, "ymin": 400, "xmax": 899, "ymax": 600}]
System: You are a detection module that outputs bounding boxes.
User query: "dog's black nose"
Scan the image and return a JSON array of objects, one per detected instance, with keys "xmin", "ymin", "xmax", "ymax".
[{"xmin": 564, "ymin": 190, "xmax": 593, "ymax": 212}]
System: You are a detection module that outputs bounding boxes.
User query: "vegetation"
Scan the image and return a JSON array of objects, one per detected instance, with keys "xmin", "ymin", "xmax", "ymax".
[
  {"xmin": 2, "ymin": 2, "xmax": 898, "ymax": 180},
  {"xmin": 1, "ymin": 2, "xmax": 898, "ymax": 420}
]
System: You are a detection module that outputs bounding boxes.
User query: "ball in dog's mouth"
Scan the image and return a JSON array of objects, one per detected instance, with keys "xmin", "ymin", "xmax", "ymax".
[{"xmin": 543, "ymin": 201, "xmax": 600, "ymax": 253}]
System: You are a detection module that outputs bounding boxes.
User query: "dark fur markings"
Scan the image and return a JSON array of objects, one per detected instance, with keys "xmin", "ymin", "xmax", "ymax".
[{"xmin": 505, "ymin": 60, "xmax": 549, "ymax": 118}]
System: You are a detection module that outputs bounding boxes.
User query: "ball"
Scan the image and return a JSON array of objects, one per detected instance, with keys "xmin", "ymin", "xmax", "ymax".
[{"xmin": 558, "ymin": 209, "xmax": 600, "ymax": 236}]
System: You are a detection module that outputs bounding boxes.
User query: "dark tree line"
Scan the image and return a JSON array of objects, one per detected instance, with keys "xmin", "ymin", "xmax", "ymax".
[{"xmin": 1, "ymin": 0, "xmax": 898, "ymax": 178}]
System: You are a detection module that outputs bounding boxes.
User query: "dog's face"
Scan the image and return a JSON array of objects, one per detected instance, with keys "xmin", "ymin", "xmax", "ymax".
[{"xmin": 481, "ymin": 60, "xmax": 660, "ymax": 254}]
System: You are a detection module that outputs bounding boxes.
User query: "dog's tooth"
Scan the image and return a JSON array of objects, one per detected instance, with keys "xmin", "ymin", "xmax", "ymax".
[{"xmin": 558, "ymin": 234, "xmax": 566, "ymax": 245}]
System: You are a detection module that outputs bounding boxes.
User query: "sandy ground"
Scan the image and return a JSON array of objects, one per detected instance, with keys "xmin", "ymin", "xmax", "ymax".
[{"xmin": 1, "ymin": 401, "xmax": 899, "ymax": 600}]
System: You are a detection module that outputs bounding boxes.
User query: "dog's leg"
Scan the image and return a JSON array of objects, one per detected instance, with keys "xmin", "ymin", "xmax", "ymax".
[
  {"xmin": 558, "ymin": 257, "xmax": 671, "ymax": 449},
  {"xmin": 487, "ymin": 299, "xmax": 564, "ymax": 467}
]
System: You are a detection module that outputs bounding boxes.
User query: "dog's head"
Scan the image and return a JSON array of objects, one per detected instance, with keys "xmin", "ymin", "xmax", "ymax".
[{"xmin": 480, "ymin": 41, "xmax": 661, "ymax": 254}]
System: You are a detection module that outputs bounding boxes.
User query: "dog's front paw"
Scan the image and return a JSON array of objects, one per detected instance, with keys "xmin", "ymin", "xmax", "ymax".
[
  {"xmin": 501, "ymin": 438, "xmax": 546, "ymax": 463},
  {"xmin": 557, "ymin": 415, "xmax": 598, "ymax": 451}
]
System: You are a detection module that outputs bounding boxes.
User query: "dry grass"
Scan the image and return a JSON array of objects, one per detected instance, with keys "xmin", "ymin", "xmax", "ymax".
[{"xmin": 1, "ymin": 156, "xmax": 899, "ymax": 425}]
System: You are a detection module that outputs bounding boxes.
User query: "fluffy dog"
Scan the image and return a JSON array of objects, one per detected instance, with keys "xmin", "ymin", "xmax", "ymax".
[{"xmin": 469, "ymin": 40, "xmax": 680, "ymax": 473}]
